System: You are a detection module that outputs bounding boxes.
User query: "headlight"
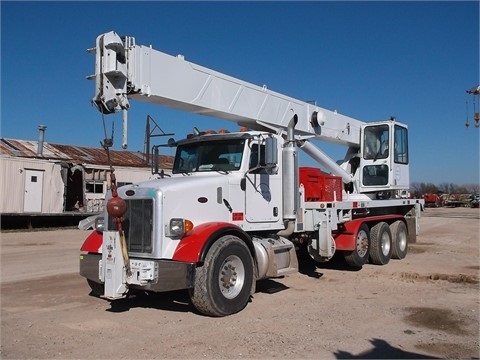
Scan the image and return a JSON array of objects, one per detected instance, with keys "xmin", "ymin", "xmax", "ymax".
[
  {"xmin": 168, "ymin": 218, "xmax": 194, "ymax": 237},
  {"xmin": 94, "ymin": 216, "xmax": 105, "ymax": 232}
]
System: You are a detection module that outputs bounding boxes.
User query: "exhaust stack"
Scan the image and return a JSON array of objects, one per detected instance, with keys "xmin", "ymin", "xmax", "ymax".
[
  {"xmin": 282, "ymin": 114, "xmax": 298, "ymax": 220},
  {"xmin": 37, "ymin": 125, "xmax": 47, "ymax": 156}
]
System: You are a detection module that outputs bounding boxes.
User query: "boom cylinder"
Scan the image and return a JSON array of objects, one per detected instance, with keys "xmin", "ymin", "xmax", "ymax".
[{"xmin": 298, "ymin": 140, "xmax": 353, "ymax": 184}]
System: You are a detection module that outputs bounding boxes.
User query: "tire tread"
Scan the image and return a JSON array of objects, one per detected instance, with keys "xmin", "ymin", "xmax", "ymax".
[
  {"xmin": 189, "ymin": 235, "xmax": 253, "ymax": 317},
  {"xmin": 369, "ymin": 222, "xmax": 392, "ymax": 265}
]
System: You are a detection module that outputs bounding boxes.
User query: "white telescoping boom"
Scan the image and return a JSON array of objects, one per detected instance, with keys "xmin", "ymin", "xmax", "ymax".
[
  {"xmin": 89, "ymin": 31, "xmax": 410, "ymax": 195},
  {"xmin": 91, "ymin": 31, "xmax": 362, "ymax": 144}
]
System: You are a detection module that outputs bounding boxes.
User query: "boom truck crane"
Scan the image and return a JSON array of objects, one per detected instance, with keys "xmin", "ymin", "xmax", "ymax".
[{"xmin": 80, "ymin": 31, "xmax": 424, "ymax": 316}]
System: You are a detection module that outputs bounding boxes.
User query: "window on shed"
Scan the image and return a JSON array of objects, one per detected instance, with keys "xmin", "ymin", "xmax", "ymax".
[{"xmin": 86, "ymin": 181, "xmax": 104, "ymax": 194}]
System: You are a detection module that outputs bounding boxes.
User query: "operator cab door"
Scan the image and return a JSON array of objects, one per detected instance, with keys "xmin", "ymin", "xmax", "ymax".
[
  {"xmin": 244, "ymin": 140, "xmax": 281, "ymax": 224},
  {"xmin": 359, "ymin": 121, "xmax": 409, "ymax": 194}
]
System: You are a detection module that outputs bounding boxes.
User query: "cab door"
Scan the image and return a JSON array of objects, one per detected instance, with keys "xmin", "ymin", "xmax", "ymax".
[
  {"xmin": 391, "ymin": 124, "xmax": 409, "ymax": 188},
  {"xmin": 244, "ymin": 142, "xmax": 282, "ymax": 223},
  {"xmin": 359, "ymin": 121, "xmax": 409, "ymax": 194}
]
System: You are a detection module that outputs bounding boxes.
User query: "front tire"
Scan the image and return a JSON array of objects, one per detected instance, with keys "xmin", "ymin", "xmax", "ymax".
[
  {"xmin": 369, "ymin": 222, "xmax": 393, "ymax": 265},
  {"xmin": 189, "ymin": 235, "xmax": 254, "ymax": 317}
]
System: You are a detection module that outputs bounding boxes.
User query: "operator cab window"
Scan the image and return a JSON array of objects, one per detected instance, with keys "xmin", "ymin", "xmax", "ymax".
[
  {"xmin": 394, "ymin": 125, "xmax": 408, "ymax": 164},
  {"xmin": 363, "ymin": 125, "xmax": 389, "ymax": 160},
  {"xmin": 362, "ymin": 124, "xmax": 390, "ymax": 186}
]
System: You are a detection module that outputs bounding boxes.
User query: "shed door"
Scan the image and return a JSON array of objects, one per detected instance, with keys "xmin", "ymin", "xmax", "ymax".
[{"xmin": 24, "ymin": 169, "xmax": 44, "ymax": 212}]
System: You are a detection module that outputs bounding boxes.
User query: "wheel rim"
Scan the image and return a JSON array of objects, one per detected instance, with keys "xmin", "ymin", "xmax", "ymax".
[
  {"xmin": 356, "ymin": 229, "xmax": 369, "ymax": 258},
  {"xmin": 218, "ymin": 255, "xmax": 245, "ymax": 299},
  {"xmin": 381, "ymin": 231, "xmax": 391, "ymax": 256}
]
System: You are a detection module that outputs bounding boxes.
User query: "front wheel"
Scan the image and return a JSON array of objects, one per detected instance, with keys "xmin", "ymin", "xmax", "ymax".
[{"xmin": 189, "ymin": 235, "xmax": 254, "ymax": 317}]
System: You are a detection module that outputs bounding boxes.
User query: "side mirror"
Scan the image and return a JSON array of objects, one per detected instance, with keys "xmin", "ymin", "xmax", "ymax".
[
  {"xmin": 264, "ymin": 136, "xmax": 278, "ymax": 167},
  {"xmin": 151, "ymin": 145, "xmax": 159, "ymax": 175}
]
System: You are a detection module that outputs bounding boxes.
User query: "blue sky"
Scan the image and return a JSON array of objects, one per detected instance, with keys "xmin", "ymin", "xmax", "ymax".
[{"xmin": 1, "ymin": 1, "xmax": 479, "ymax": 185}]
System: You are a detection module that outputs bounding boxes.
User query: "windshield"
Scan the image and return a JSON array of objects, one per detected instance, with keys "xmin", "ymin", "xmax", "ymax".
[{"xmin": 173, "ymin": 139, "xmax": 245, "ymax": 174}]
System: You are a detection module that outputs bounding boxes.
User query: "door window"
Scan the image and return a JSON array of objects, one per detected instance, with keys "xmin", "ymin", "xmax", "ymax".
[{"xmin": 394, "ymin": 125, "xmax": 409, "ymax": 164}]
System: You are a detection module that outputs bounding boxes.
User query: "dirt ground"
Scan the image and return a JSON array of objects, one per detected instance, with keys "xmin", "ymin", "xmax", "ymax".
[{"xmin": 1, "ymin": 207, "xmax": 479, "ymax": 359}]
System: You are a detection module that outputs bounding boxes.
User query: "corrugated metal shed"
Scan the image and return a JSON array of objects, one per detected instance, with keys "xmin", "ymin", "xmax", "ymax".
[
  {"xmin": 0, "ymin": 138, "xmax": 173, "ymax": 169},
  {"xmin": 1, "ymin": 138, "xmax": 174, "ymax": 218}
]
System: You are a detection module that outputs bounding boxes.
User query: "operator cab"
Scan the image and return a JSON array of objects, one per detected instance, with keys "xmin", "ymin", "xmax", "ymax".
[{"xmin": 358, "ymin": 119, "xmax": 409, "ymax": 198}]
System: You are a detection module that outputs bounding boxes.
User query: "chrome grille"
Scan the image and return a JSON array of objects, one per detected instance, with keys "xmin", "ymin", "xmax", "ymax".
[{"xmin": 109, "ymin": 198, "xmax": 153, "ymax": 254}]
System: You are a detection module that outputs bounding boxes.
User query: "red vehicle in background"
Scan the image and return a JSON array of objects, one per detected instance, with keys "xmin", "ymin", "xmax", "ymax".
[{"xmin": 423, "ymin": 193, "xmax": 441, "ymax": 208}]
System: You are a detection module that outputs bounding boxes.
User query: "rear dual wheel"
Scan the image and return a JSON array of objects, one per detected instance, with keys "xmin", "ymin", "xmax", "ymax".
[
  {"xmin": 390, "ymin": 220, "xmax": 408, "ymax": 259},
  {"xmin": 344, "ymin": 220, "xmax": 406, "ymax": 267},
  {"xmin": 344, "ymin": 224, "xmax": 370, "ymax": 267},
  {"xmin": 369, "ymin": 222, "xmax": 393, "ymax": 265}
]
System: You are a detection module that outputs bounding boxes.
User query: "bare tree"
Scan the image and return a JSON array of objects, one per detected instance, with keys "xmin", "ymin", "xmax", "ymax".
[{"xmin": 464, "ymin": 184, "xmax": 480, "ymax": 193}]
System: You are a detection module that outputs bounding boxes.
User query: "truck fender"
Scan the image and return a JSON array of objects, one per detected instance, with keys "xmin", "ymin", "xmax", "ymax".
[
  {"xmin": 333, "ymin": 219, "xmax": 365, "ymax": 251},
  {"xmin": 172, "ymin": 222, "xmax": 254, "ymax": 263},
  {"xmin": 334, "ymin": 215, "xmax": 403, "ymax": 251},
  {"xmin": 80, "ymin": 230, "xmax": 103, "ymax": 253}
]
